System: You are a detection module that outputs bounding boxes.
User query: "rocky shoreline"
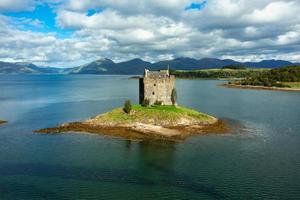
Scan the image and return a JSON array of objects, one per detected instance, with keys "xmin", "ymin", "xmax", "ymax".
[
  {"xmin": 221, "ymin": 84, "xmax": 300, "ymax": 92},
  {"xmin": 34, "ymin": 105, "xmax": 228, "ymax": 141},
  {"xmin": 35, "ymin": 119, "xmax": 227, "ymax": 141}
]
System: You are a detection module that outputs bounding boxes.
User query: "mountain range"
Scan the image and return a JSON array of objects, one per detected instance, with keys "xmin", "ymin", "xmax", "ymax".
[
  {"xmin": 0, "ymin": 58, "xmax": 299, "ymax": 75},
  {"xmin": 0, "ymin": 61, "xmax": 63, "ymax": 74}
]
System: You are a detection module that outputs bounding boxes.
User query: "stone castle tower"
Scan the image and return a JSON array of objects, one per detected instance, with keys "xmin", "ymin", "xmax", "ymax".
[{"xmin": 139, "ymin": 68, "xmax": 175, "ymax": 105}]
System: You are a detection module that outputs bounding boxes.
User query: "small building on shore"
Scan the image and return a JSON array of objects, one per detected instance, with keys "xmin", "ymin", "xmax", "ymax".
[{"xmin": 139, "ymin": 68, "xmax": 175, "ymax": 105}]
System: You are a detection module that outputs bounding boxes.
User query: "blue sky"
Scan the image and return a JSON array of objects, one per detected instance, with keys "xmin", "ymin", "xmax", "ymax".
[
  {"xmin": 0, "ymin": 0, "xmax": 299, "ymax": 67},
  {"xmin": 4, "ymin": 3, "xmax": 72, "ymax": 37},
  {"xmin": 185, "ymin": 1, "xmax": 207, "ymax": 11}
]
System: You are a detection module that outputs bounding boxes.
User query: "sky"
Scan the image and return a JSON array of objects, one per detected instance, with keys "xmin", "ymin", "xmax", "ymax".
[{"xmin": 0, "ymin": 0, "xmax": 299, "ymax": 68}]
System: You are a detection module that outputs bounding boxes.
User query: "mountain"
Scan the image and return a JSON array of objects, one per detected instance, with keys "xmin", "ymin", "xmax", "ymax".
[
  {"xmin": 244, "ymin": 60, "xmax": 297, "ymax": 68},
  {"xmin": 151, "ymin": 58, "xmax": 246, "ymax": 70},
  {"xmin": 1, "ymin": 58, "xmax": 299, "ymax": 75},
  {"xmin": 67, "ymin": 58, "xmax": 151, "ymax": 74},
  {"xmin": 151, "ymin": 57, "xmax": 201, "ymax": 70},
  {"xmin": 67, "ymin": 58, "xmax": 116, "ymax": 74},
  {"xmin": 116, "ymin": 58, "xmax": 152, "ymax": 74},
  {"xmin": 67, "ymin": 57, "xmax": 244, "ymax": 75},
  {"xmin": 71, "ymin": 57, "xmax": 299, "ymax": 75},
  {"xmin": 0, "ymin": 61, "xmax": 61, "ymax": 74}
]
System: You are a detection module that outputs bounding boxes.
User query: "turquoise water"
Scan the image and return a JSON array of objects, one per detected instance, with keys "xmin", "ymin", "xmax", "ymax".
[{"xmin": 0, "ymin": 75, "xmax": 299, "ymax": 199}]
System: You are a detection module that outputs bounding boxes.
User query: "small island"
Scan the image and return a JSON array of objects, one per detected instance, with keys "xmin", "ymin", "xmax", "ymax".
[
  {"xmin": 35, "ymin": 105, "xmax": 226, "ymax": 141},
  {"xmin": 35, "ymin": 69, "xmax": 226, "ymax": 141},
  {"xmin": 0, "ymin": 120, "xmax": 7, "ymax": 125}
]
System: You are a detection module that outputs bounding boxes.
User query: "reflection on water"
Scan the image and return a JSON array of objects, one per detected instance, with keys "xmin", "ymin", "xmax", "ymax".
[
  {"xmin": 137, "ymin": 141, "xmax": 175, "ymax": 173},
  {"xmin": 0, "ymin": 141, "xmax": 226, "ymax": 199},
  {"xmin": 0, "ymin": 75, "xmax": 300, "ymax": 199}
]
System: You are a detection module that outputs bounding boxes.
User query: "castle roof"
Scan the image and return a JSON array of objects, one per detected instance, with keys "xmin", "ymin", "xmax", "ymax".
[{"xmin": 144, "ymin": 69, "xmax": 169, "ymax": 79}]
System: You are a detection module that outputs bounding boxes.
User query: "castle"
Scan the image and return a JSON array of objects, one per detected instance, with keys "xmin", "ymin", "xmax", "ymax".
[{"xmin": 139, "ymin": 68, "xmax": 175, "ymax": 105}]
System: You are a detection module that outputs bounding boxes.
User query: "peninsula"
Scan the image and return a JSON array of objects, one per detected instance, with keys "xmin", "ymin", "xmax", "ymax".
[
  {"xmin": 223, "ymin": 66, "xmax": 300, "ymax": 91},
  {"xmin": 35, "ymin": 69, "xmax": 226, "ymax": 141}
]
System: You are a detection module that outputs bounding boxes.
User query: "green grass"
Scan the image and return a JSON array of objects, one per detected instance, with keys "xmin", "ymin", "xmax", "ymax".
[
  {"xmin": 283, "ymin": 82, "xmax": 300, "ymax": 89},
  {"xmin": 95, "ymin": 105, "xmax": 214, "ymax": 124}
]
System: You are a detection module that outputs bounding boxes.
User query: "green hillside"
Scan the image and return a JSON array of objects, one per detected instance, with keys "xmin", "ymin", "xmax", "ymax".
[{"xmin": 234, "ymin": 66, "xmax": 300, "ymax": 88}]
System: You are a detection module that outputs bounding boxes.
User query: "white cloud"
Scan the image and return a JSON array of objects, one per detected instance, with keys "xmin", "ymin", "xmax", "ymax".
[
  {"xmin": 246, "ymin": 1, "xmax": 299, "ymax": 23},
  {"xmin": 0, "ymin": 0, "xmax": 300, "ymax": 67},
  {"xmin": 277, "ymin": 31, "xmax": 300, "ymax": 45},
  {"xmin": 0, "ymin": 0, "xmax": 35, "ymax": 12}
]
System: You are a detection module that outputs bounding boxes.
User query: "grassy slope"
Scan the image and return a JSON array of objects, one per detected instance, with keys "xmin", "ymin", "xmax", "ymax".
[
  {"xmin": 93, "ymin": 105, "xmax": 215, "ymax": 124},
  {"xmin": 283, "ymin": 82, "xmax": 300, "ymax": 89}
]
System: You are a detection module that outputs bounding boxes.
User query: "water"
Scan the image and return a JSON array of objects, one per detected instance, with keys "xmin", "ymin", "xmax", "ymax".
[{"xmin": 0, "ymin": 75, "xmax": 299, "ymax": 199}]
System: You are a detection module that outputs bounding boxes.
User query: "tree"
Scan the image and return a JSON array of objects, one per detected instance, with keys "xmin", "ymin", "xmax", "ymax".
[
  {"xmin": 171, "ymin": 88, "xmax": 177, "ymax": 105},
  {"xmin": 123, "ymin": 100, "xmax": 132, "ymax": 114},
  {"xmin": 141, "ymin": 99, "xmax": 150, "ymax": 107}
]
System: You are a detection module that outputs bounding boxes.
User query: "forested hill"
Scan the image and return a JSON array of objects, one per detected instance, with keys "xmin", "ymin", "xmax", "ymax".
[
  {"xmin": 234, "ymin": 66, "xmax": 300, "ymax": 88},
  {"xmin": 170, "ymin": 68, "xmax": 270, "ymax": 79}
]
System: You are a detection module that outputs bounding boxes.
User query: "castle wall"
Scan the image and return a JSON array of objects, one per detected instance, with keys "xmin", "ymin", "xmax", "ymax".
[
  {"xmin": 141, "ymin": 75, "xmax": 175, "ymax": 105},
  {"xmin": 139, "ymin": 78, "xmax": 144, "ymax": 104}
]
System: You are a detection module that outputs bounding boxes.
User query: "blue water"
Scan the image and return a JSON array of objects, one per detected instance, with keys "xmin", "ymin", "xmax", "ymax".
[{"xmin": 0, "ymin": 75, "xmax": 299, "ymax": 199}]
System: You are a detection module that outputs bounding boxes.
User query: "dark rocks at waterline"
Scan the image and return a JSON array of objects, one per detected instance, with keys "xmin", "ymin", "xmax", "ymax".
[{"xmin": 34, "ymin": 120, "xmax": 228, "ymax": 142}]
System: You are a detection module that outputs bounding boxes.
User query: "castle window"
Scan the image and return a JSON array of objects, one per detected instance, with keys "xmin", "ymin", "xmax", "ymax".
[{"xmin": 152, "ymin": 92, "xmax": 155, "ymax": 95}]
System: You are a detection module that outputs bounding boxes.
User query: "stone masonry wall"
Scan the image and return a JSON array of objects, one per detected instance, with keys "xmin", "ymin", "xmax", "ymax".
[{"xmin": 142, "ymin": 75, "xmax": 175, "ymax": 105}]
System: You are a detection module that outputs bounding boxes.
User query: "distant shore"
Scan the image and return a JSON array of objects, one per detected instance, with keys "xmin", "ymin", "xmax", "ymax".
[
  {"xmin": 221, "ymin": 84, "xmax": 300, "ymax": 92},
  {"xmin": 129, "ymin": 75, "xmax": 236, "ymax": 81},
  {"xmin": 0, "ymin": 120, "xmax": 7, "ymax": 125},
  {"xmin": 35, "ymin": 105, "xmax": 228, "ymax": 141}
]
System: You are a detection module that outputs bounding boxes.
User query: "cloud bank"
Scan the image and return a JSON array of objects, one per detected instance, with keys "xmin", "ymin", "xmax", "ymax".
[{"xmin": 0, "ymin": 0, "xmax": 299, "ymax": 67}]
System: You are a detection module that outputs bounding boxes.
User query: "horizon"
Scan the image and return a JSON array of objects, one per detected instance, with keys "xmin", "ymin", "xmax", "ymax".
[
  {"xmin": 1, "ymin": 56, "xmax": 299, "ymax": 69},
  {"xmin": 0, "ymin": 0, "xmax": 300, "ymax": 67}
]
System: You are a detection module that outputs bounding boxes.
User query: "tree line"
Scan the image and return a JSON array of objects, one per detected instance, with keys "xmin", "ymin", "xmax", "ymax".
[
  {"xmin": 236, "ymin": 66, "xmax": 300, "ymax": 87},
  {"xmin": 170, "ymin": 68, "xmax": 268, "ymax": 79}
]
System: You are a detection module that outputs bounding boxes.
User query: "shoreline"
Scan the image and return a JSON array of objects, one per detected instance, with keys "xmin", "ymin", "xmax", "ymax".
[
  {"xmin": 221, "ymin": 84, "xmax": 300, "ymax": 92},
  {"xmin": 34, "ymin": 105, "xmax": 229, "ymax": 141},
  {"xmin": 34, "ymin": 119, "xmax": 228, "ymax": 141},
  {"xmin": 0, "ymin": 120, "xmax": 7, "ymax": 125}
]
